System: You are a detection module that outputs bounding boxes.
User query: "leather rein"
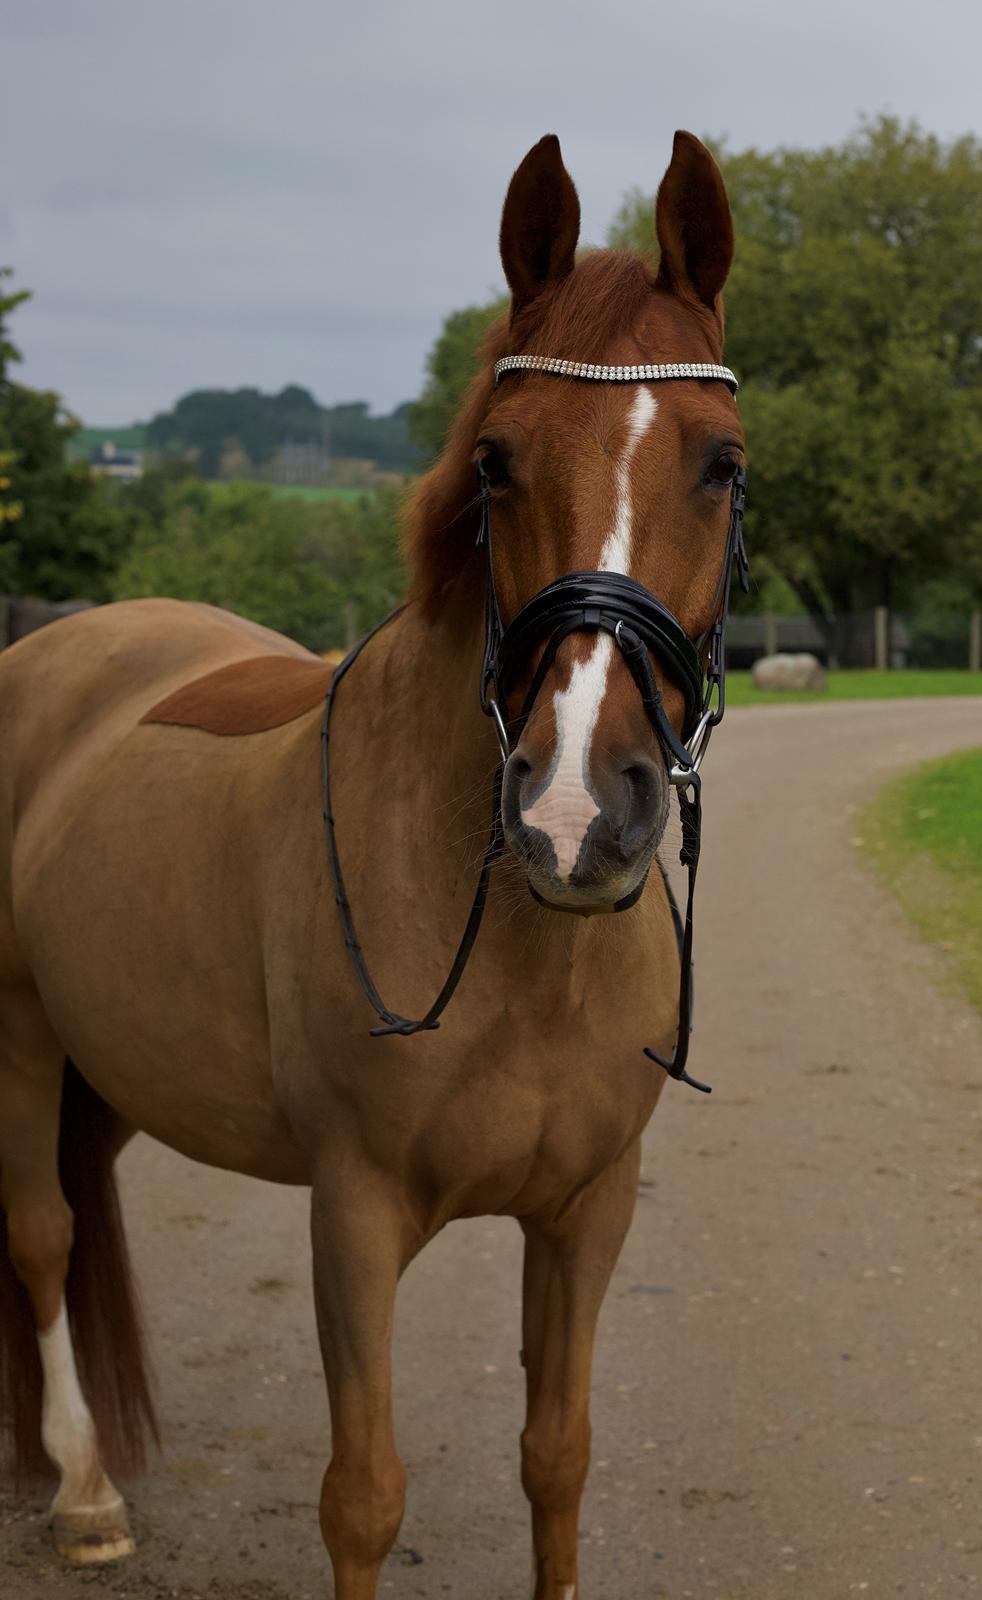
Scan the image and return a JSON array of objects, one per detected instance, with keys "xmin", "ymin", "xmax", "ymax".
[{"xmin": 322, "ymin": 361, "xmax": 748, "ymax": 1094}]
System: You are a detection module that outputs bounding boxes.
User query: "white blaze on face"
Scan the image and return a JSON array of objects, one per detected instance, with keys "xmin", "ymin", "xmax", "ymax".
[{"xmin": 521, "ymin": 387, "xmax": 657, "ymax": 880}]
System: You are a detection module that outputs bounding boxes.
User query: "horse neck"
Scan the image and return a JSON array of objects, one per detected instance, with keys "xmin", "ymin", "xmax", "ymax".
[{"xmin": 351, "ymin": 572, "xmax": 494, "ymax": 834}]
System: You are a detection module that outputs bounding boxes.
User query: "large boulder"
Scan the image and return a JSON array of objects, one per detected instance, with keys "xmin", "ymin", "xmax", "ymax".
[{"xmin": 751, "ymin": 652, "xmax": 827, "ymax": 692}]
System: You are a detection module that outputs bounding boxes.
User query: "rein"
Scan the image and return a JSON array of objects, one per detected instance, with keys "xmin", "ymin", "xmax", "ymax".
[{"xmin": 322, "ymin": 360, "xmax": 748, "ymax": 1093}]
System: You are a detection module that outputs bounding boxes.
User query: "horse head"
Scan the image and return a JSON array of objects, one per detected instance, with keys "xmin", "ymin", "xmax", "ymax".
[
  {"xmin": 407, "ymin": 132, "xmax": 743, "ymax": 917},
  {"xmin": 484, "ymin": 134, "xmax": 744, "ymax": 914}
]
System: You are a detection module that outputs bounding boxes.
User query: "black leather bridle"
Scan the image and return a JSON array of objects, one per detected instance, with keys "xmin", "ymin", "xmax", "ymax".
[{"xmin": 322, "ymin": 373, "xmax": 748, "ymax": 1094}]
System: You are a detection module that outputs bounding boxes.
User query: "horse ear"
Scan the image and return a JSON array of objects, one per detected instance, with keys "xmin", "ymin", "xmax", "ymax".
[
  {"xmin": 655, "ymin": 131, "xmax": 734, "ymax": 315},
  {"xmin": 499, "ymin": 135, "xmax": 581, "ymax": 314}
]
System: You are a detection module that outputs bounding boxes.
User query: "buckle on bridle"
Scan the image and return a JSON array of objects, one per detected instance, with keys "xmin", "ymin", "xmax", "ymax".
[{"xmin": 669, "ymin": 695, "xmax": 719, "ymax": 788}]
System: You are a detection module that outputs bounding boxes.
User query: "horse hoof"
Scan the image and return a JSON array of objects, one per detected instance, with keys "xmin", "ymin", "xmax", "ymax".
[{"xmin": 53, "ymin": 1507, "xmax": 136, "ymax": 1564}]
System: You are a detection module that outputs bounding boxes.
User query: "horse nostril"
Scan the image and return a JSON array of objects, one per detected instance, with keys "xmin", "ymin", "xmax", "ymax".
[
  {"xmin": 506, "ymin": 752, "xmax": 532, "ymax": 795},
  {"xmin": 503, "ymin": 753, "xmax": 534, "ymax": 827},
  {"xmin": 620, "ymin": 757, "xmax": 661, "ymax": 838},
  {"xmin": 623, "ymin": 761, "xmax": 655, "ymax": 806}
]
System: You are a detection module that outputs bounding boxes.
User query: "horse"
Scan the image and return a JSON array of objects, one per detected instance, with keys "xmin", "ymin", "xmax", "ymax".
[{"xmin": 0, "ymin": 131, "xmax": 745, "ymax": 1598}]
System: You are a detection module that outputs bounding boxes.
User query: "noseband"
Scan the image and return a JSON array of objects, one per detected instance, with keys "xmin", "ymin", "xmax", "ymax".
[{"xmin": 322, "ymin": 358, "xmax": 748, "ymax": 1093}]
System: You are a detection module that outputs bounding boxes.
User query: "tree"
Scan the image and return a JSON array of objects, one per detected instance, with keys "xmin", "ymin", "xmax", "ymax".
[
  {"xmin": 146, "ymin": 385, "xmax": 326, "ymax": 478},
  {"xmin": 0, "ymin": 268, "xmax": 134, "ymax": 601},
  {"xmin": 0, "ymin": 271, "xmax": 30, "ymax": 590},
  {"xmin": 146, "ymin": 386, "xmax": 422, "ymax": 479},
  {"xmin": 112, "ymin": 480, "xmax": 405, "ymax": 651},
  {"xmin": 610, "ymin": 117, "xmax": 982, "ymax": 648},
  {"xmin": 408, "ymin": 299, "xmax": 507, "ymax": 460}
]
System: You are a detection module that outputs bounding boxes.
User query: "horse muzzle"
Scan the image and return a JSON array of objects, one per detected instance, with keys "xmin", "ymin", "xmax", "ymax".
[{"xmin": 501, "ymin": 745, "xmax": 670, "ymax": 915}]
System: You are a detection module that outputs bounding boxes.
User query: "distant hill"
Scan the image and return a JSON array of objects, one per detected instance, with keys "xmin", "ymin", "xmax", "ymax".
[{"xmin": 143, "ymin": 385, "xmax": 421, "ymax": 480}]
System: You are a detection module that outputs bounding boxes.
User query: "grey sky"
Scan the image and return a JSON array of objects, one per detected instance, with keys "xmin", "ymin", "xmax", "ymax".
[{"xmin": 3, "ymin": 0, "xmax": 980, "ymax": 423}]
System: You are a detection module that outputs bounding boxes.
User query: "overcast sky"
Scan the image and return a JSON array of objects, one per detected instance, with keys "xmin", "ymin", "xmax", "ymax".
[{"xmin": 3, "ymin": 0, "xmax": 980, "ymax": 423}]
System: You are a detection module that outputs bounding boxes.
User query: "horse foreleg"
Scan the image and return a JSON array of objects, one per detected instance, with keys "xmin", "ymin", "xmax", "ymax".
[
  {"xmin": 520, "ymin": 1140, "xmax": 641, "ymax": 1600},
  {"xmin": 310, "ymin": 1165, "xmax": 418, "ymax": 1600}
]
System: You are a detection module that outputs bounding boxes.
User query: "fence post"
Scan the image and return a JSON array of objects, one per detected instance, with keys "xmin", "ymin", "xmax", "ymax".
[
  {"xmin": 764, "ymin": 611, "xmax": 778, "ymax": 657},
  {"xmin": 970, "ymin": 610, "xmax": 982, "ymax": 674},
  {"xmin": 874, "ymin": 606, "xmax": 889, "ymax": 671}
]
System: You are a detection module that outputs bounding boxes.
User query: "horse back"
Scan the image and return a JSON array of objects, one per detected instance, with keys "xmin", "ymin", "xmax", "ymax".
[{"xmin": 0, "ymin": 599, "xmax": 312, "ymax": 835}]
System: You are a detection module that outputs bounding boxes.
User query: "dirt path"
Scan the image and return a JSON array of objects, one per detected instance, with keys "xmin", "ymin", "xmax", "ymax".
[{"xmin": 3, "ymin": 698, "xmax": 982, "ymax": 1600}]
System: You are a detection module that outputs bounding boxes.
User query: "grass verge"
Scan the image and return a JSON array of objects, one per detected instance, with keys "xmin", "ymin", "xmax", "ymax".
[
  {"xmin": 727, "ymin": 669, "xmax": 982, "ymax": 706},
  {"xmin": 860, "ymin": 746, "xmax": 982, "ymax": 1013}
]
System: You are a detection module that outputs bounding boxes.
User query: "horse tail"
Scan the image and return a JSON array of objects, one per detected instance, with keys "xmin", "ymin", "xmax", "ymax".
[{"xmin": 0, "ymin": 1058, "xmax": 159, "ymax": 1483}]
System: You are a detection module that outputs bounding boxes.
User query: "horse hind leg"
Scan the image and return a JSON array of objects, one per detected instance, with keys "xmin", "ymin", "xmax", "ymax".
[{"xmin": 0, "ymin": 981, "xmax": 155, "ymax": 1562}]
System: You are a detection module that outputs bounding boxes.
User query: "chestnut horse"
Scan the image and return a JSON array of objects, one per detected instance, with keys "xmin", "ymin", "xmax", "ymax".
[{"xmin": 0, "ymin": 132, "xmax": 744, "ymax": 1597}]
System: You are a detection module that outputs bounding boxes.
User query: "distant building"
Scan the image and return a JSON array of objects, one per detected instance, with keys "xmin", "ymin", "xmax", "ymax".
[
  {"xmin": 270, "ymin": 438, "xmax": 331, "ymax": 486},
  {"xmin": 90, "ymin": 440, "xmax": 144, "ymax": 481}
]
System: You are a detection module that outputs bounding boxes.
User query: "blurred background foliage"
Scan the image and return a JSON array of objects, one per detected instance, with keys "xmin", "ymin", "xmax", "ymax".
[
  {"xmin": 143, "ymin": 387, "xmax": 421, "ymax": 481},
  {"xmin": 110, "ymin": 475, "xmax": 404, "ymax": 651},
  {"xmin": 3, "ymin": 117, "xmax": 982, "ymax": 652}
]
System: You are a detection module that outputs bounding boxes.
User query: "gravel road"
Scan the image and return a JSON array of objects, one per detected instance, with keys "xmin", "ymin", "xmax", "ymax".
[{"xmin": 3, "ymin": 698, "xmax": 982, "ymax": 1600}]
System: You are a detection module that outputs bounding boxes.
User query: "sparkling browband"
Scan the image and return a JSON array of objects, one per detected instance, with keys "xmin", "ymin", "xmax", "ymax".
[{"xmin": 494, "ymin": 354, "xmax": 738, "ymax": 392}]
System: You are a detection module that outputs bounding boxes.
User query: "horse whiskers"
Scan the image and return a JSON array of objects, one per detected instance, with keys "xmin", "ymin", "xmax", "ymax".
[
  {"xmin": 444, "ymin": 825, "xmax": 499, "ymax": 862},
  {"xmin": 432, "ymin": 764, "xmax": 497, "ymax": 818}
]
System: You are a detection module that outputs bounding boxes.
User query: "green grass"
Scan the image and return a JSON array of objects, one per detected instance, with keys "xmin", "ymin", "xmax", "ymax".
[
  {"xmin": 727, "ymin": 669, "xmax": 982, "ymax": 706},
  {"xmin": 861, "ymin": 747, "xmax": 982, "ymax": 1014}
]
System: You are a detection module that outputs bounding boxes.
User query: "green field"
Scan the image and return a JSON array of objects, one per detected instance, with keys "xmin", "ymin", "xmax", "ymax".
[
  {"xmin": 727, "ymin": 669, "xmax": 982, "ymax": 706},
  {"xmin": 861, "ymin": 747, "xmax": 982, "ymax": 1013}
]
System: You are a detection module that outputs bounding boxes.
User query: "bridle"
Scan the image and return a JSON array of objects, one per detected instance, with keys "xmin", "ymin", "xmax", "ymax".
[{"xmin": 322, "ymin": 357, "xmax": 748, "ymax": 1094}]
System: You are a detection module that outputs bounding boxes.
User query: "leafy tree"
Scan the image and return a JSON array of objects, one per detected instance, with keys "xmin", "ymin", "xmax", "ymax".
[
  {"xmin": 610, "ymin": 117, "xmax": 982, "ymax": 647},
  {"xmin": 325, "ymin": 401, "xmax": 422, "ymax": 472},
  {"xmin": 0, "ymin": 269, "xmax": 30, "ymax": 376},
  {"xmin": 112, "ymin": 479, "xmax": 405, "ymax": 650},
  {"xmin": 146, "ymin": 386, "xmax": 421, "ymax": 479},
  {"xmin": 0, "ymin": 268, "xmax": 134, "ymax": 600},
  {"xmin": 146, "ymin": 385, "xmax": 325, "ymax": 478},
  {"xmin": 0, "ymin": 271, "xmax": 30, "ymax": 589},
  {"xmin": 0, "ymin": 453, "xmax": 22, "ymax": 528},
  {"xmin": 408, "ymin": 299, "xmax": 507, "ymax": 460}
]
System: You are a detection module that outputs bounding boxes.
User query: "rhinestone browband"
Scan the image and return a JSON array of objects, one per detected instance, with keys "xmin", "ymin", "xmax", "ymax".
[{"xmin": 494, "ymin": 354, "xmax": 738, "ymax": 392}]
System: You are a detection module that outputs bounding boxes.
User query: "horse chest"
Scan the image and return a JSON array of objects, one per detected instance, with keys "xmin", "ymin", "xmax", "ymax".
[{"xmin": 380, "ymin": 1048, "xmax": 661, "ymax": 1221}]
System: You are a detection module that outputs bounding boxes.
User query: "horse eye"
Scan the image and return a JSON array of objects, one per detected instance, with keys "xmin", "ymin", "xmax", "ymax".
[
  {"xmin": 706, "ymin": 453, "xmax": 740, "ymax": 487},
  {"xmin": 476, "ymin": 439, "xmax": 511, "ymax": 490}
]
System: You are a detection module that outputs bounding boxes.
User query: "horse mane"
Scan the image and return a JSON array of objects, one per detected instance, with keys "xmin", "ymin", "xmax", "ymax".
[{"xmin": 403, "ymin": 250, "xmax": 662, "ymax": 613}]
